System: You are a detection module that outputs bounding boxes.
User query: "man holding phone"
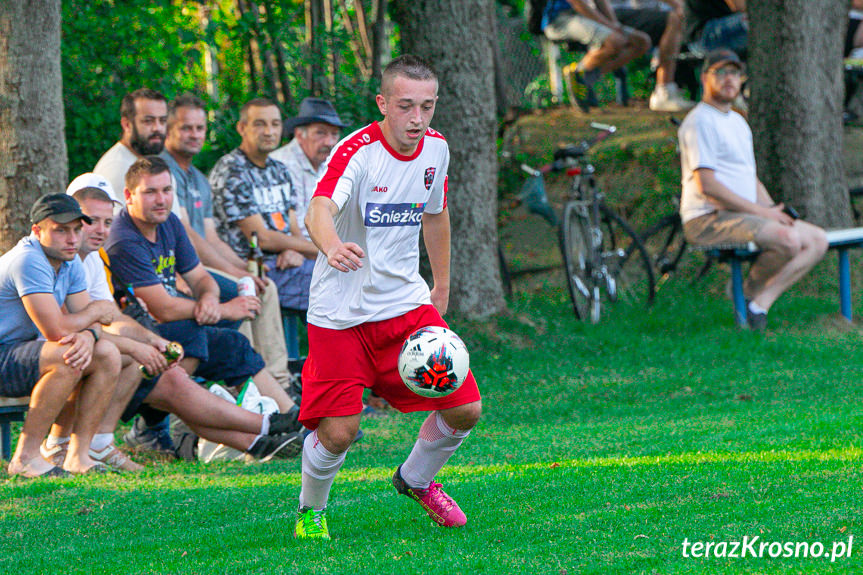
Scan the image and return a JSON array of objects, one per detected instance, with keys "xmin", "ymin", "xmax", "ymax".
[{"xmin": 678, "ymin": 49, "xmax": 827, "ymax": 329}]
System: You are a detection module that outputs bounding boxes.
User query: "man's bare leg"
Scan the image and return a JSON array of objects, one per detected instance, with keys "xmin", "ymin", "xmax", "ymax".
[
  {"xmin": 64, "ymin": 339, "xmax": 122, "ymax": 473},
  {"xmin": 749, "ymin": 221, "xmax": 828, "ymax": 311},
  {"xmin": 8, "ymin": 343, "xmax": 84, "ymax": 477}
]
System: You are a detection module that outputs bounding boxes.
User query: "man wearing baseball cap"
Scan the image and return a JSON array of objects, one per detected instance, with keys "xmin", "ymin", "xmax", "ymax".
[
  {"xmin": 678, "ymin": 49, "xmax": 827, "ymax": 329},
  {"xmin": 0, "ymin": 194, "xmax": 122, "ymax": 476}
]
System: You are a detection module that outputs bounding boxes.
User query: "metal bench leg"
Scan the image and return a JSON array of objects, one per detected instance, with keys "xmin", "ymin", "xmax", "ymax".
[
  {"xmin": 730, "ymin": 258, "xmax": 747, "ymax": 327},
  {"xmin": 838, "ymin": 248, "xmax": 852, "ymax": 321},
  {"xmin": 1, "ymin": 420, "xmax": 11, "ymax": 461},
  {"xmin": 282, "ymin": 312, "xmax": 300, "ymax": 360}
]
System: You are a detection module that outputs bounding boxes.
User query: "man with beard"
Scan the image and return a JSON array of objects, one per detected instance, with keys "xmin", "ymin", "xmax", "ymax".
[
  {"xmin": 210, "ymin": 98, "xmax": 318, "ymax": 313},
  {"xmin": 678, "ymin": 50, "xmax": 826, "ymax": 330},
  {"xmin": 94, "ymin": 89, "xmax": 169, "ymax": 202}
]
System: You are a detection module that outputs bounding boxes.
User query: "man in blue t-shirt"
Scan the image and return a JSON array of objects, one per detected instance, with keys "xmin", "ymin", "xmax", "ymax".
[
  {"xmin": 0, "ymin": 194, "xmax": 121, "ymax": 477},
  {"xmin": 103, "ymin": 156, "xmax": 297, "ymax": 417}
]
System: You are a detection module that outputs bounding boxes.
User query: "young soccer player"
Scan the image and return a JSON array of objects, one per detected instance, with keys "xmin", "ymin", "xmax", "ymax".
[{"xmin": 295, "ymin": 54, "xmax": 483, "ymax": 539}]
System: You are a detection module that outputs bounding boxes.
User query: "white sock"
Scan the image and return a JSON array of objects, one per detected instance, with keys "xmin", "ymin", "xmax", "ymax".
[
  {"xmin": 748, "ymin": 301, "xmax": 767, "ymax": 314},
  {"xmin": 45, "ymin": 435, "xmax": 70, "ymax": 449},
  {"xmin": 90, "ymin": 433, "xmax": 114, "ymax": 452},
  {"xmin": 259, "ymin": 414, "xmax": 270, "ymax": 436},
  {"xmin": 299, "ymin": 431, "xmax": 347, "ymax": 511},
  {"xmin": 400, "ymin": 412, "xmax": 471, "ymax": 490}
]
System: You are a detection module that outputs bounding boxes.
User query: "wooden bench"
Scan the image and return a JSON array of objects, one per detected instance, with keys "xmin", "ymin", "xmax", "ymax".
[
  {"xmin": 697, "ymin": 227, "xmax": 863, "ymax": 326},
  {"xmin": 0, "ymin": 396, "xmax": 29, "ymax": 460}
]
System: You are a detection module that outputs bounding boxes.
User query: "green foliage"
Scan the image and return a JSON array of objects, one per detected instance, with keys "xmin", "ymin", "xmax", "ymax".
[{"xmin": 61, "ymin": 0, "xmax": 382, "ymax": 180}]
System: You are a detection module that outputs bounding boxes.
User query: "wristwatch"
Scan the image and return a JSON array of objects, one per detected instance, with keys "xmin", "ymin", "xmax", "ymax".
[{"xmin": 85, "ymin": 328, "xmax": 100, "ymax": 342}]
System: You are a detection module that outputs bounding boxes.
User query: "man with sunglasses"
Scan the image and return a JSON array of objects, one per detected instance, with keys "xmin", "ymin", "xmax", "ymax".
[{"xmin": 678, "ymin": 49, "xmax": 827, "ymax": 330}]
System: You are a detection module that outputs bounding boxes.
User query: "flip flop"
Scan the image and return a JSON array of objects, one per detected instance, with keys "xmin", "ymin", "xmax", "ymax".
[{"xmin": 9, "ymin": 465, "xmax": 71, "ymax": 479}]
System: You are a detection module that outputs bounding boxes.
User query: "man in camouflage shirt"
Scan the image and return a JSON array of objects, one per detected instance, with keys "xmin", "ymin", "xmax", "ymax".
[{"xmin": 209, "ymin": 98, "xmax": 318, "ymax": 311}]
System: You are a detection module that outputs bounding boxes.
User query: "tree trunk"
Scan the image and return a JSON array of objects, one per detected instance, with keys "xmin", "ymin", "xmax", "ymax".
[
  {"xmin": 372, "ymin": 0, "xmax": 389, "ymax": 80},
  {"xmin": 0, "ymin": 0, "xmax": 67, "ymax": 251},
  {"xmin": 392, "ymin": 0, "xmax": 505, "ymax": 318},
  {"xmin": 748, "ymin": 0, "xmax": 850, "ymax": 227}
]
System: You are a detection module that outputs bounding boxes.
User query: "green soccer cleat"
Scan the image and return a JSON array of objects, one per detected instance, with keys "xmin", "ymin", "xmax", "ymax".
[{"xmin": 294, "ymin": 507, "xmax": 330, "ymax": 540}]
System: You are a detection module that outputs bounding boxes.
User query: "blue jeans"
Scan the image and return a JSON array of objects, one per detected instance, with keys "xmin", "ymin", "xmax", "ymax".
[{"xmin": 697, "ymin": 13, "xmax": 748, "ymax": 56}]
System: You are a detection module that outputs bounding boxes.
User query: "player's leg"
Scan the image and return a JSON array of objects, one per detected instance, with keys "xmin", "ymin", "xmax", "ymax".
[{"xmin": 294, "ymin": 324, "xmax": 370, "ymax": 539}]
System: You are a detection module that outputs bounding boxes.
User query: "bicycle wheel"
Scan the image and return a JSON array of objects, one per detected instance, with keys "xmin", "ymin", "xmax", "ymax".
[
  {"xmin": 641, "ymin": 213, "xmax": 687, "ymax": 286},
  {"xmin": 559, "ymin": 201, "xmax": 594, "ymax": 320},
  {"xmin": 598, "ymin": 206, "xmax": 656, "ymax": 307}
]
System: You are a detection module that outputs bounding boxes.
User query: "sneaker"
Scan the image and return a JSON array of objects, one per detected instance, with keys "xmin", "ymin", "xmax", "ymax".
[
  {"xmin": 392, "ymin": 465, "xmax": 467, "ymax": 527},
  {"xmin": 123, "ymin": 416, "xmax": 177, "ymax": 459},
  {"xmin": 89, "ymin": 444, "xmax": 144, "ymax": 472},
  {"xmin": 649, "ymin": 83, "xmax": 695, "ymax": 112},
  {"xmin": 40, "ymin": 440, "xmax": 68, "ymax": 467},
  {"xmin": 268, "ymin": 406, "xmax": 303, "ymax": 435},
  {"xmin": 747, "ymin": 307, "xmax": 767, "ymax": 331},
  {"xmin": 247, "ymin": 432, "xmax": 303, "ymax": 461},
  {"xmin": 294, "ymin": 506, "xmax": 330, "ymax": 540}
]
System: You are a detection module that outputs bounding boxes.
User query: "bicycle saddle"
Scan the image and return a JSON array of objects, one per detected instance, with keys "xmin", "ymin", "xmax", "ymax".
[{"xmin": 553, "ymin": 143, "xmax": 588, "ymax": 161}]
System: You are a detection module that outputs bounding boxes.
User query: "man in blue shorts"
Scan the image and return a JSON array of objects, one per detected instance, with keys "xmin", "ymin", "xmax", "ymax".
[
  {"xmin": 103, "ymin": 156, "xmax": 302, "ymax": 440},
  {"xmin": 293, "ymin": 55, "xmax": 482, "ymax": 540},
  {"xmin": 0, "ymin": 194, "xmax": 121, "ymax": 477}
]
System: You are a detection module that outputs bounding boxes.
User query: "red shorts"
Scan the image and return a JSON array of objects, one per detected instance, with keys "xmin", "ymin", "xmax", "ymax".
[{"xmin": 299, "ymin": 305, "xmax": 481, "ymax": 430}]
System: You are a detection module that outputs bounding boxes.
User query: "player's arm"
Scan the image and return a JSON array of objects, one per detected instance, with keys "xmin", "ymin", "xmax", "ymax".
[
  {"xmin": 422, "ymin": 207, "xmax": 451, "ymax": 315},
  {"xmin": 236, "ymin": 213, "xmax": 318, "ymax": 258},
  {"xmin": 693, "ymin": 169, "xmax": 793, "ymax": 225},
  {"xmin": 305, "ymin": 196, "xmax": 365, "ymax": 272}
]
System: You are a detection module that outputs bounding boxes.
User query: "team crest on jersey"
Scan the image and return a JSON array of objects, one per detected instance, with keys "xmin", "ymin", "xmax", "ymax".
[{"xmin": 424, "ymin": 167, "xmax": 436, "ymax": 190}]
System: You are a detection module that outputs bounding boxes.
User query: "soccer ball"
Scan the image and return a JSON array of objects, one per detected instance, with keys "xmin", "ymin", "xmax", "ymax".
[{"xmin": 398, "ymin": 326, "xmax": 470, "ymax": 398}]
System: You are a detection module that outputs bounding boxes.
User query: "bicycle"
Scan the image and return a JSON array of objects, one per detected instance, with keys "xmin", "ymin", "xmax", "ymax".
[{"xmin": 520, "ymin": 122, "xmax": 655, "ymax": 322}]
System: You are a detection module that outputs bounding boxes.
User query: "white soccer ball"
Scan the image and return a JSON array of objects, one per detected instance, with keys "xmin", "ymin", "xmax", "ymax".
[{"xmin": 398, "ymin": 326, "xmax": 470, "ymax": 398}]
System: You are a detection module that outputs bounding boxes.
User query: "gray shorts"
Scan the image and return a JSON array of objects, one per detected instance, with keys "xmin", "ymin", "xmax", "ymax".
[
  {"xmin": 684, "ymin": 211, "xmax": 764, "ymax": 246},
  {"xmin": 0, "ymin": 340, "xmax": 45, "ymax": 397},
  {"xmin": 545, "ymin": 12, "xmax": 626, "ymax": 49}
]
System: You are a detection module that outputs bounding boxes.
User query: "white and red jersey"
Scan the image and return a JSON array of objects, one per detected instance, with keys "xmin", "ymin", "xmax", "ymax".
[{"xmin": 307, "ymin": 121, "xmax": 450, "ymax": 329}]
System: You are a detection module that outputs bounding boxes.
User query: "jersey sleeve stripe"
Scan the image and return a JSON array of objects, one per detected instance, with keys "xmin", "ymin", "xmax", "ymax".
[{"xmin": 315, "ymin": 124, "xmax": 379, "ymax": 199}]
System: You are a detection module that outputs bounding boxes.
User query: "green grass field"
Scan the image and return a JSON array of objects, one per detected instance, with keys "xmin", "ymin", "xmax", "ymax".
[{"xmin": 1, "ymin": 257, "xmax": 861, "ymax": 574}]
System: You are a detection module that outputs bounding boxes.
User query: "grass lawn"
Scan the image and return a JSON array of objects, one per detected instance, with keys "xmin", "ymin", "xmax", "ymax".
[{"xmin": 1, "ymin": 257, "xmax": 861, "ymax": 574}]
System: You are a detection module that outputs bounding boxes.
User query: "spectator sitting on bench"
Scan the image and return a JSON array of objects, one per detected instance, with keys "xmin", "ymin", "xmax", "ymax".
[
  {"xmin": 541, "ymin": 0, "xmax": 650, "ymax": 110},
  {"xmin": 610, "ymin": 0, "xmax": 695, "ymax": 111},
  {"xmin": 0, "ymin": 194, "xmax": 122, "ymax": 477},
  {"xmin": 102, "ymin": 157, "xmax": 303, "ymax": 442},
  {"xmin": 678, "ymin": 50, "xmax": 827, "ymax": 330},
  {"xmin": 37, "ymin": 182, "xmax": 306, "ymax": 470},
  {"xmin": 209, "ymin": 98, "xmax": 319, "ymax": 312},
  {"xmin": 160, "ymin": 94, "xmax": 294, "ymax": 391},
  {"xmin": 684, "ymin": 0, "xmax": 747, "ymax": 56}
]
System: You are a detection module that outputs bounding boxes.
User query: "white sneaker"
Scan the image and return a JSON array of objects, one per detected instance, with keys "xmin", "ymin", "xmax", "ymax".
[{"xmin": 649, "ymin": 83, "xmax": 695, "ymax": 112}]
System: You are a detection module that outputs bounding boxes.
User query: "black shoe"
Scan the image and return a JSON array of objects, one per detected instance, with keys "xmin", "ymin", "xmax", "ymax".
[
  {"xmin": 268, "ymin": 406, "xmax": 302, "ymax": 435},
  {"xmin": 248, "ymin": 432, "xmax": 303, "ymax": 461},
  {"xmin": 746, "ymin": 307, "xmax": 767, "ymax": 331}
]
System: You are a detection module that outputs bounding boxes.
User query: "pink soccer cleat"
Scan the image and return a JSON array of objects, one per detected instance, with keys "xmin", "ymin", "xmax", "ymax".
[{"xmin": 392, "ymin": 465, "xmax": 467, "ymax": 527}]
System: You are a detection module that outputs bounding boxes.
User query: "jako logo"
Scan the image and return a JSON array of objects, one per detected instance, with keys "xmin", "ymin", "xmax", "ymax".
[
  {"xmin": 365, "ymin": 202, "xmax": 425, "ymax": 227},
  {"xmin": 372, "ymin": 186, "xmax": 388, "ymax": 193}
]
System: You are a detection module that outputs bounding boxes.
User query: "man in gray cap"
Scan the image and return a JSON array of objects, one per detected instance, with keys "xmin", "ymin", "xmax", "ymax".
[
  {"xmin": 270, "ymin": 98, "xmax": 347, "ymax": 253},
  {"xmin": 678, "ymin": 49, "xmax": 826, "ymax": 330}
]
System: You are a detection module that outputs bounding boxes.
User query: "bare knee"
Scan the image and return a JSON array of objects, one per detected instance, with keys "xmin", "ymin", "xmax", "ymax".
[
  {"xmin": 440, "ymin": 401, "xmax": 482, "ymax": 431},
  {"xmin": 317, "ymin": 417, "xmax": 360, "ymax": 454},
  {"xmin": 602, "ymin": 32, "xmax": 628, "ymax": 53},
  {"xmin": 91, "ymin": 339, "xmax": 121, "ymax": 374},
  {"xmin": 630, "ymin": 30, "xmax": 651, "ymax": 55}
]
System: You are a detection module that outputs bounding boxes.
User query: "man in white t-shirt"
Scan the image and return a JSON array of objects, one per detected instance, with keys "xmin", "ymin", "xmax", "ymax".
[
  {"xmin": 292, "ymin": 55, "xmax": 482, "ymax": 540},
  {"xmin": 679, "ymin": 49, "xmax": 827, "ymax": 329},
  {"xmin": 93, "ymin": 89, "xmax": 169, "ymax": 205}
]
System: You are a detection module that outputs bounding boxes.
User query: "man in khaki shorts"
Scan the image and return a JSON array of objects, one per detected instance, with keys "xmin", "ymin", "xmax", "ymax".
[{"xmin": 678, "ymin": 49, "xmax": 827, "ymax": 329}]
